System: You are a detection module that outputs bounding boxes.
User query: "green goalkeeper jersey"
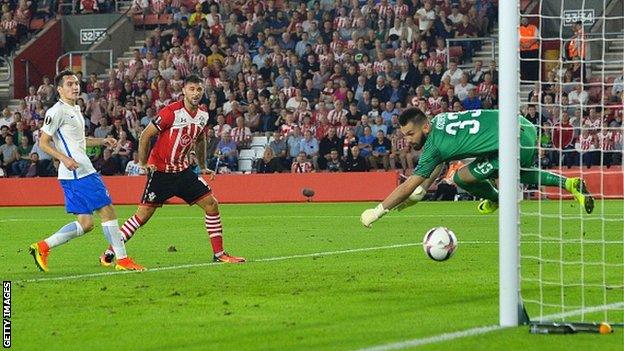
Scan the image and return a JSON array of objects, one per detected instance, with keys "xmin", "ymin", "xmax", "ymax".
[{"xmin": 414, "ymin": 109, "xmax": 531, "ymax": 178}]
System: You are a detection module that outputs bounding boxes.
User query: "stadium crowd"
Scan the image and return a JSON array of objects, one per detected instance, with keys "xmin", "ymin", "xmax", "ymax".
[{"xmin": 0, "ymin": 0, "xmax": 622, "ymax": 179}]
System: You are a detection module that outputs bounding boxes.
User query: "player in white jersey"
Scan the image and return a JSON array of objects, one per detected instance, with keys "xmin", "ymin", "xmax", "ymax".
[{"xmin": 28, "ymin": 70, "xmax": 144, "ymax": 272}]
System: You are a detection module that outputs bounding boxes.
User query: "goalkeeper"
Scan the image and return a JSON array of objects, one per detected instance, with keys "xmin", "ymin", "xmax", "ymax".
[{"xmin": 361, "ymin": 108, "xmax": 594, "ymax": 228}]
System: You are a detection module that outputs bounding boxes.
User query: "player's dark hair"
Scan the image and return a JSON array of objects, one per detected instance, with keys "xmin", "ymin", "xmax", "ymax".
[
  {"xmin": 184, "ymin": 74, "xmax": 203, "ymax": 85},
  {"xmin": 54, "ymin": 70, "xmax": 76, "ymax": 88},
  {"xmin": 398, "ymin": 108, "xmax": 428, "ymax": 127}
]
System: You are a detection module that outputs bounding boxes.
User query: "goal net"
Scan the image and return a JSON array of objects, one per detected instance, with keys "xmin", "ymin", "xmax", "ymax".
[{"xmin": 518, "ymin": 0, "xmax": 624, "ymax": 326}]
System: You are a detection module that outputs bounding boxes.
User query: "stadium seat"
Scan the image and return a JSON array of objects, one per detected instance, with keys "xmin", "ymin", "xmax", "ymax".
[
  {"xmin": 250, "ymin": 136, "xmax": 268, "ymax": 148},
  {"xmin": 251, "ymin": 146, "xmax": 265, "ymax": 159},
  {"xmin": 144, "ymin": 14, "xmax": 159, "ymax": 26},
  {"xmin": 132, "ymin": 14, "xmax": 144, "ymax": 25},
  {"xmin": 238, "ymin": 159, "xmax": 253, "ymax": 173},
  {"xmin": 29, "ymin": 19, "xmax": 45, "ymax": 31},
  {"xmin": 239, "ymin": 149, "xmax": 256, "ymax": 160},
  {"xmin": 449, "ymin": 46, "xmax": 463, "ymax": 60},
  {"xmin": 159, "ymin": 14, "xmax": 173, "ymax": 24}
]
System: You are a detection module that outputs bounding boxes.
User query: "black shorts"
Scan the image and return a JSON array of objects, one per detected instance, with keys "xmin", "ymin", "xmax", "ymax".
[{"xmin": 140, "ymin": 168, "xmax": 212, "ymax": 207}]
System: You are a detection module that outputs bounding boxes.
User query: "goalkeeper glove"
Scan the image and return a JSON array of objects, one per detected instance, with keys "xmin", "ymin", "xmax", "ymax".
[
  {"xmin": 396, "ymin": 185, "xmax": 426, "ymax": 211},
  {"xmin": 360, "ymin": 204, "xmax": 389, "ymax": 228}
]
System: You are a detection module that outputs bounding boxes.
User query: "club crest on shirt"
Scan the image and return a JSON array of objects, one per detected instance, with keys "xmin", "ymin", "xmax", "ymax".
[{"xmin": 180, "ymin": 133, "xmax": 192, "ymax": 146}]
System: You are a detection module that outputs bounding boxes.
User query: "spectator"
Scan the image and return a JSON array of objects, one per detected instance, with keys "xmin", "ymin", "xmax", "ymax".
[
  {"xmin": 256, "ymin": 147, "xmax": 284, "ymax": 174},
  {"xmin": 610, "ymin": 69, "xmax": 624, "ymax": 100},
  {"xmin": 125, "ymin": 151, "xmax": 144, "ymax": 176},
  {"xmin": 568, "ymin": 83, "xmax": 589, "ymax": 105},
  {"xmin": 442, "ymin": 60, "xmax": 464, "ymax": 86},
  {"xmin": 454, "ymin": 74, "xmax": 475, "ymax": 101},
  {"xmin": 552, "ymin": 112, "xmax": 577, "ymax": 168},
  {"xmin": 215, "ymin": 132, "xmax": 238, "ymax": 171},
  {"xmin": 287, "ymin": 126, "xmax": 303, "ymax": 161},
  {"xmin": 390, "ymin": 130, "xmax": 417, "ymax": 175},
  {"xmin": 12, "ymin": 136, "xmax": 32, "ymax": 176},
  {"xmin": 319, "ymin": 127, "xmax": 342, "ymax": 170},
  {"xmin": 269, "ymin": 132, "xmax": 288, "ymax": 166},
  {"xmin": 369, "ymin": 130, "xmax": 392, "ymax": 170},
  {"xmin": 230, "ymin": 117, "xmax": 252, "ymax": 149},
  {"xmin": 23, "ymin": 152, "xmax": 48, "ymax": 177},
  {"xmin": 299, "ymin": 130, "xmax": 320, "ymax": 170},
  {"xmin": 95, "ymin": 149, "xmax": 120, "ymax": 176},
  {"xmin": 462, "ymin": 88, "xmax": 482, "ymax": 110},
  {"xmin": 111, "ymin": 131, "xmax": 133, "ymax": 171},
  {"xmin": 325, "ymin": 149, "xmax": 344, "ymax": 172},
  {"xmin": 344, "ymin": 145, "xmax": 369, "ymax": 172},
  {"xmin": 291, "ymin": 151, "xmax": 314, "ymax": 173},
  {"xmin": 0, "ymin": 135, "xmax": 18, "ymax": 175},
  {"xmin": 519, "ymin": 15, "xmax": 540, "ymax": 81}
]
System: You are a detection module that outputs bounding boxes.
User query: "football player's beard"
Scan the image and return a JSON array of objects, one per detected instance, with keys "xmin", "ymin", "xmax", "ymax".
[{"xmin": 412, "ymin": 133, "xmax": 428, "ymax": 151}]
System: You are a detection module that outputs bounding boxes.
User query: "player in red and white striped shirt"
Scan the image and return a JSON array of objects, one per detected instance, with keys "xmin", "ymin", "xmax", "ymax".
[{"xmin": 99, "ymin": 75, "xmax": 245, "ymax": 265}]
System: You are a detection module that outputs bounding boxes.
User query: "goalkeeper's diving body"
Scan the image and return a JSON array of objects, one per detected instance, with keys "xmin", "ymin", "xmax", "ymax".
[{"xmin": 361, "ymin": 108, "xmax": 594, "ymax": 228}]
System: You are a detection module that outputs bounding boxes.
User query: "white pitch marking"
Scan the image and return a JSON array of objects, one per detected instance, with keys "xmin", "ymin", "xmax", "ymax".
[
  {"xmin": 354, "ymin": 302, "xmax": 624, "ymax": 351},
  {"xmin": 16, "ymin": 240, "xmax": 624, "ymax": 284}
]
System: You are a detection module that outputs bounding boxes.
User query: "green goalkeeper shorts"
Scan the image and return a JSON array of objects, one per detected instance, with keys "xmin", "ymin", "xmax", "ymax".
[{"xmin": 467, "ymin": 118, "xmax": 538, "ymax": 181}]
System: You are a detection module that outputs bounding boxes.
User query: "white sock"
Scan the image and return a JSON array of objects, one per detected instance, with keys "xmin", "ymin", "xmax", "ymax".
[
  {"xmin": 44, "ymin": 221, "xmax": 84, "ymax": 249},
  {"xmin": 101, "ymin": 220, "xmax": 127, "ymax": 259}
]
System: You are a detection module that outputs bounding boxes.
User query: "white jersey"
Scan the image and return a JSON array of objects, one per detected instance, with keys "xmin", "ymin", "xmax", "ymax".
[
  {"xmin": 125, "ymin": 160, "xmax": 145, "ymax": 176},
  {"xmin": 41, "ymin": 100, "xmax": 96, "ymax": 180}
]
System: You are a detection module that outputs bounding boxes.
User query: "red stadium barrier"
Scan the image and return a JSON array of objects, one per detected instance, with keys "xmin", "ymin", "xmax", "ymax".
[
  {"xmin": 542, "ymin": 167, "xmax": 624, "ymax": 199},
  {"xmin": 0, "ymin": 172, "xmax": 399, "ymax": 206},
  {"xmin": 1, "ymin": 169, "xmax": 621, "ymax": 207}
]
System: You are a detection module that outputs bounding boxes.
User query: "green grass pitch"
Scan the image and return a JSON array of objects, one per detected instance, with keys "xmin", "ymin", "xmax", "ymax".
[{"xmin": 1, "ymin": 201, "xmax": 622, "ymax": 350}]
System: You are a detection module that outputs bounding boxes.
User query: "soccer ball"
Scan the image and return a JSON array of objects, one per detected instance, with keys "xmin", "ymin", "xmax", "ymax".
[{"xmin": 422, "ymin": 227, "xmax": 457, "ymax": 261}]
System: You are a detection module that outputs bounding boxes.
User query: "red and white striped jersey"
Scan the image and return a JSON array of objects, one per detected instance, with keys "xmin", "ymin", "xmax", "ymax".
[
  {"xmin": 1, "ymin": 19, "xmax": 17, "ymax": 33},
  {"xmin": 233, "ymin": 52, "xmax": 246, "ymax": 63},
  {"xmin": 373, "ymin": 61, "xmax": 385, "ymax": 74},
  {"xmin": 392, "ymin": 134, "xmax": 408, "ymax": 151},
  {"xmin": 327, "ymin": 108, "xmax": 347, "ymax": 125},
  {"xmin": 213, "ymin": 123, "xmax": 231, "ymax": 138},
  {"xmin": 394, "ymin": 4, "xmax": 409, "ymax": 19},
  {"xmin": 578, "ymin": 133, "xmax": 595, "ymax": 151},
  {"xmin": 376, "ymin": 4, "xmax": 394, "ymax": 19},
  {"xmin": 281, "ymin": 86, "xmax": 296, "ymax": 99},
  {"xmin": 330, "ymin": 41, "xmax": 344, "ymax": 52},
  {"xmin": 427, "ymin": 96, "xmax": 442, "ymax": 113},
  {"xmin": 24, "ymin": 94, "xmax": 39, "ymax": 112},
  {"xmin": 150, "ymin": 101, "xmax": 210, "ymax": 173},
  {"xmin": 598, "ymin": 131, "xmax": 615, "ymax": 150},
  {"xmin": 358, "ymin": 62, "xmax": 372, "ymax": 73},
  {"xmin": 336, "ymin": 125, "xmax": 349, "ymax": 138},
  {"xmin": 477, "ymin": 82, "xmax": 497, "ymax": 99},
  {"xmin": 291, "ymin": 161, "xmax": 313, "ymax": 173},
  {"xmin": 280, "ymin": 122, "xmax": 297, "ymax": 137},
  {"xmin": 583, "ymin": 117, "xmax": 602, "ymax": 130},
  {"xmin": 230, "ymin": 126, "xmax": 251, "ymax": 143},
  {"xmin": 299, "ymin": 123, "xmax": 316, "ymax": 136},
  {"xmin": 172, "ymin": 56, "xmax": 191, "ymax": 77},
  {"xmin": 189, "ymin": 53, "xmax": 207, "ymax": 69},
  {"xmin": 333, "ymin": 16, "xmax": 350, "ymax": 30}
]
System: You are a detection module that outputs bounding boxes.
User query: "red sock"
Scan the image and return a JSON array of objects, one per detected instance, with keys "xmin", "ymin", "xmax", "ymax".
[
  {"xmin": 106, "ymin": 215, "xmax": 143, "ymax": 254},
  {"xmin": 205, "ymin": 212, "xmax": 224, "ymax": 255}
]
